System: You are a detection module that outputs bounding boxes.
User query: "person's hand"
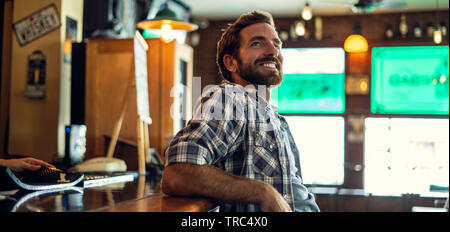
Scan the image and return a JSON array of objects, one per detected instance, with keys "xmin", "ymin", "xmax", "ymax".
[
  {"xmin": 259, "ymin": 184, "xmax": 292, "ymax": 212},
  {"xmin": 0, "ymin": 158, "xmax": 55, "ymax": 172}
]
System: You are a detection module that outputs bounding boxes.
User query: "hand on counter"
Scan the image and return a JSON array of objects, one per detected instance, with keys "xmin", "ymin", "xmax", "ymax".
[{"xmin": 0, "ymin": 157, "xmax": 55, "ymax": 172}]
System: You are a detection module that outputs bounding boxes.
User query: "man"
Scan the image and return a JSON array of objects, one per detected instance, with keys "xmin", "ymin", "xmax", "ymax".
[{"xmin": 162, "ymin": 11, "xmax": 319, "ymax": 212}]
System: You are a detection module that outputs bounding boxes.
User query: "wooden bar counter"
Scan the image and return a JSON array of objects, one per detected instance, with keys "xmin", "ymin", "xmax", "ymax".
[
  {"xmin": 95, "ymin": 194, "xmax": 215, "ymax": 212},
  {"xmin": 0, "ymin": 174, "xmax": 216, "ymax": 212}
]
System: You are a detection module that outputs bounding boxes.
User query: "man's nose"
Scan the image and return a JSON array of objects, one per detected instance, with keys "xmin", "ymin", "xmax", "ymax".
[{"xmin": 264, "ymin": 42, "xmax": 280, "ymax": 57}]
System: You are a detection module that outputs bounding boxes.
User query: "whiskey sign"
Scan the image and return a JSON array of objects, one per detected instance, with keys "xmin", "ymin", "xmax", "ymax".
[{"xmin": 13, "ymin": 4, "xmax": 61, "ymax": 46}]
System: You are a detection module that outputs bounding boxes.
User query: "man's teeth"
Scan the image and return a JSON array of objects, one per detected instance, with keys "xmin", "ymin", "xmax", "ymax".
[{"xmin": 263, "ymin": 63, "xmax": 276, "ymax": 68}]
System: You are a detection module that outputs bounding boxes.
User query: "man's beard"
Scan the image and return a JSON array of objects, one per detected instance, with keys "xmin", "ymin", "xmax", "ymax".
[{"xmin": 236, "ymin": 56, "xmax": 283, "ymax": 87}]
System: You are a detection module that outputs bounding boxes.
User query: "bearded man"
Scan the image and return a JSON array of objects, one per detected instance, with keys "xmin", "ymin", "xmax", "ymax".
[{"xmin": 161, "ymin": 10, "xmax": 320, "ymax": 212}]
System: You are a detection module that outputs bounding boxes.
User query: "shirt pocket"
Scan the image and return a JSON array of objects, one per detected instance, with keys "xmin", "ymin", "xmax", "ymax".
[{"xmin": 252, "ymin": 131, "xmax": 281, "ymax": 177}]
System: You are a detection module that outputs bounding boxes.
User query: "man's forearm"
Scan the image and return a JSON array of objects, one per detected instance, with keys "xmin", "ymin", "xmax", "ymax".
[{"xmin": 162, "ymin": 163, "xmax": 271, "ymax": 205}]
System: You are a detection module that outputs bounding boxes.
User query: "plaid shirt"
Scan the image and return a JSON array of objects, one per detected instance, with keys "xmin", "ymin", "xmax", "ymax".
[{"xmin": 166, "ymin": 81, "xmax": 318, "ymax": 212}]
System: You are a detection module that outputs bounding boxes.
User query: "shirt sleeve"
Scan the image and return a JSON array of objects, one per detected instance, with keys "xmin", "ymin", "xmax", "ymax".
[{"xmin": 165, "ymin": 86, "xmax": 246, "ymax": 166}]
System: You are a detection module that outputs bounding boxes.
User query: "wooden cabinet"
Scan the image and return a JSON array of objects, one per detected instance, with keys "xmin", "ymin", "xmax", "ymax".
[{"xmin": 85, "ymin": 38, "xmax": 193, "ymax": 164}]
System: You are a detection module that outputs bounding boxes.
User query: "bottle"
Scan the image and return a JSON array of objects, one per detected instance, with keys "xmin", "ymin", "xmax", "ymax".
[
  {"xmin": 413, "ymin": 23, "xmax": 422, "ymax": 38},
  {"xmin": 385, "ymin": 25, "xmax": 394, "ymax": 39},
  {"xmin": 426, "ymin": 23, "xmax": 434, "ymax": 37},
  {"xmin": 440, "ymin": 22, "xmax": 447, "ymax": 37},
  {"xmin": 399, "ymin": 14, "xmax": 408, "ymax": 38}
]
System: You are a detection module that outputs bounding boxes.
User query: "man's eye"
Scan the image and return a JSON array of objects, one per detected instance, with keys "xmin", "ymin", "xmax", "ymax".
[{"xmin": 250, "ymin": 41, "xmax": 261, "ymax": 46}]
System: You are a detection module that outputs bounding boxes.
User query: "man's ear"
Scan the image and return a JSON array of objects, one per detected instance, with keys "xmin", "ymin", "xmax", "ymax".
[{"xmin": 223, "ymin": 54, "xmax": 238, "ymax": 73}]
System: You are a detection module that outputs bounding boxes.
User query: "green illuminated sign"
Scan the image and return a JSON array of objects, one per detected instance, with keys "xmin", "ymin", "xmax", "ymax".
[
  {"xmin": 371, "ymin": 46, "xmax": 449, "ymax": 115},
  {"xmin": 142, "ymin": 29, "xmax": 160, "ymax": 39},
  {"xmin": 272, "ymin": 73, "xmax": 345, "ymax": 114}
]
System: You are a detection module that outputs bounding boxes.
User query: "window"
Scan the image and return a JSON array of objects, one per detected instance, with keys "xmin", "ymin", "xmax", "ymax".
[
  {"xmin": 272, "ymin": 48, "xmax": 345, "ymax": 114},
  {"xmin": 285, "ymin": 116, "xmax": 345, "ymax": 185},
  {"xmin": 364, "ymin": 117, "xmax": 449, "ymax": 197},
  {"xmin": 276, "ymin": 47, "xmax": 346, "ymax": 185}
]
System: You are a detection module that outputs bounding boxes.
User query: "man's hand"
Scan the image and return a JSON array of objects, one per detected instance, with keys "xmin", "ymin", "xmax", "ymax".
[{"xmin": 258, "ymin": 184, "xmax": 292, "ymax": 212}]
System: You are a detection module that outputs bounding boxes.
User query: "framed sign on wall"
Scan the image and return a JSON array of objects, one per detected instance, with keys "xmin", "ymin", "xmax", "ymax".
[
  {"xmin": 13, "ymin": 4, "xmax": 61, "ymax": 46},
  {"xmin": 371, "ymin": 46, "xmax": 449, "ymax": 115}
]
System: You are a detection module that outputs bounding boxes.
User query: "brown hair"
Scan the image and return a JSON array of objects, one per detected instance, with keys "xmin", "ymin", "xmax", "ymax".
[{"xmin": 216, "ymin": 11, "xmax": 275, "ymax": 82}]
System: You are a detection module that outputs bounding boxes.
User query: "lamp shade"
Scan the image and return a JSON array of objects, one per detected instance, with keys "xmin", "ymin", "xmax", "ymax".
[
  {"xmin": 136, "ymin": 5, "xmax": 198, "ymax": 31},
  {"xmin": 344, "ymin": 34, "xmax": 368, "ymax": 53}
]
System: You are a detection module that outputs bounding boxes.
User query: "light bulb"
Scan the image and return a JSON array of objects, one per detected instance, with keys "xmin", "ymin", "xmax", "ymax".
[
  {"xmin": 160, "ymin": 24, "xmax": 174, "ymax": 43},
  {"xmin": 433, "ymin": 29, "xmax": 442, "ymax": 44},
  {"xmin": 295, "ymin": 21, "xmax": 305, "ymax": 36},
  {"xmin": 301, "ymin": 3, "xmax": 312, "ymax": 21}
]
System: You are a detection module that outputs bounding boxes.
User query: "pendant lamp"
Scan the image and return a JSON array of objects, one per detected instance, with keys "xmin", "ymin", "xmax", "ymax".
[
  {"xmin": 137, "ymin": 2, "xmax": 198, "ymax": 43},
  {"xmin": 344, "ymin": 23, "xmax": 368, "ymax": 53},
  {"xmin": 301, "ymin": 2, "xmax": 312, "ymax": 21},
  {"xmin": 433, "ymin": 0, "xmax": 442, "ymax": 44}
]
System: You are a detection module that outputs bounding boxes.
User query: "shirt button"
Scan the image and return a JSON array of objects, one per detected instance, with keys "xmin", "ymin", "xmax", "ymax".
[
  {"xmin": 256, "ymin": 132, "xmax": 261, "ymax": 137},
  {"xmin": 269, "ymin": 144, "xmax": 275, "ymax": 150},
  {"xmin": 282, "ymin": 122, "xmax": 288, "ymax": 129}
]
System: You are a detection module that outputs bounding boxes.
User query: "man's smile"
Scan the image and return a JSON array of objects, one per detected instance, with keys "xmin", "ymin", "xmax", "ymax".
[
  {"xmin": 255, "ymin": 57, "xmax": 281, "ymax": 72},
  {"xmin": 259, "ymin": 62, "xmax": 278, "ymax": 70}
]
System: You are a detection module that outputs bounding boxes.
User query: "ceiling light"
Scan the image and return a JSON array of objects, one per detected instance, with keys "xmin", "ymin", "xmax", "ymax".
[
  {"xmin": 344, "ymin": 35, "xmax": 368, "ymax": 53},
  {"xmin": 433, "ymin": 28, "xmax": 442, "ymax": 44},
  {"xmin": 301, "ymin": 2, "xmax": 312, "ymax": 21},
  {"xmin": 344, "ymin": 23, "xmax": 368, "ymax": 53},
  {"xmin": 295, "ymin": 21, "xmax": 306, "ymax": 36},
  {"xmin": 433, "ymin": 0, "xmax": 442, "ymax": 44},
  {"xmin": 137, "ymin": 3, "xmax": 198, "ymax": 43}
]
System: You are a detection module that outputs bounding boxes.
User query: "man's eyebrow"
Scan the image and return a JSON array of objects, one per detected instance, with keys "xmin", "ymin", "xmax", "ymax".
[
  {"xmin": 248, "ymin": 35, "xmax": 266, "ymax": 42},
  {"xmin": 248, "ymin": 35, "xmax": 282, "ymax": 45}
]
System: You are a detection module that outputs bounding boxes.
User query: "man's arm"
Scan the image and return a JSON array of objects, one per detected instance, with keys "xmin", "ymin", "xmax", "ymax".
[{"xmin": 162, "ymin": 163, "xmax": 291, "ymax": 212}]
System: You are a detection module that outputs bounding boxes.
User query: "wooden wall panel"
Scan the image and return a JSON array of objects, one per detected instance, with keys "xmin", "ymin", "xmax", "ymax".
[
  {"xmin": 6, "ymin": 0, "xmax": 83, "ymax": 162},
  {"xmin": 8, "ymin": 0, "xmax": 63, "ymax": 162}
]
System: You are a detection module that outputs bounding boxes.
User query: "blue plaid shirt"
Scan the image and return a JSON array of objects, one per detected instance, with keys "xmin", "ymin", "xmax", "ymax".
[{"xmin": 166, "ymin": 81, "xmax": 319, "ymax": 212}]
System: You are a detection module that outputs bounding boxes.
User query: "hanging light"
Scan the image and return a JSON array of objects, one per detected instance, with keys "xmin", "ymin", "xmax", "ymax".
[
  {"xmin": 301, "ymin": 2, "xmax": 312, "ymax": 21},
  {"xmin": 137, "ymin": 2, "xmax": 198, "ymax": 43},
  {"xmin": 433, "ymin": 0, "xmax": 442, "ymax": 44},
  {"xmin": 295, "ymin": 20, "xmax": 306, "ymax": 36},
  {"xmin": 344, "ymin": 35, "xmax": 368, "ymax": 52},
  {"xmin": 344, "ymin": 23, "xmax": 368, "ymax": 53},
  {"xmin": 433, "ymin": 28, "xmax": 442, "ymax": 44}
]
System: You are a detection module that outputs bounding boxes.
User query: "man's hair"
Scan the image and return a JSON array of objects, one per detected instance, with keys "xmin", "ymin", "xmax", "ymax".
[{"xmin": 216, "ymin": 11, "xmax": 275, "ymax": 82}]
